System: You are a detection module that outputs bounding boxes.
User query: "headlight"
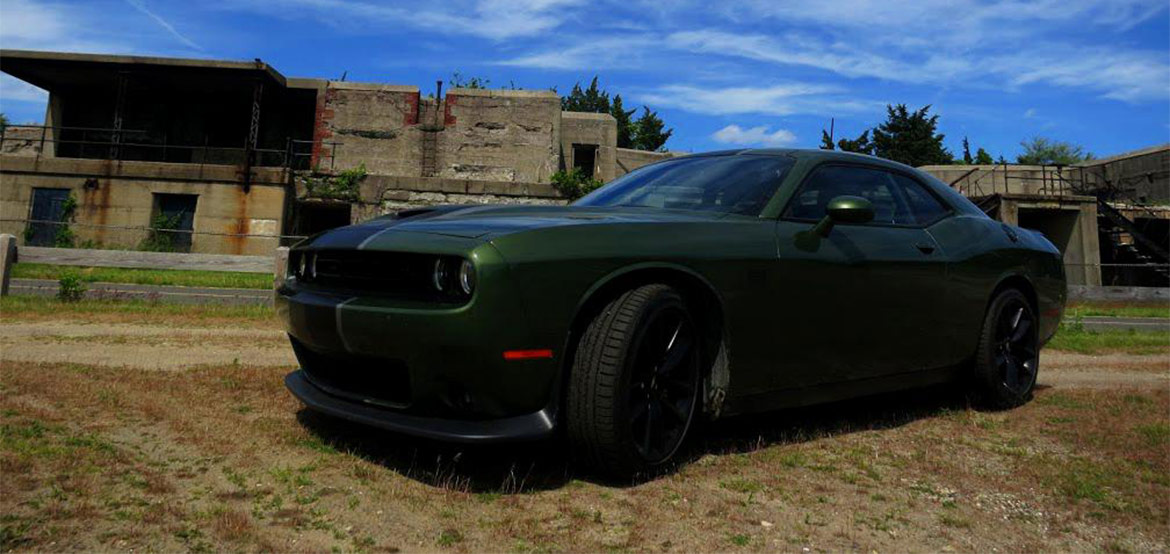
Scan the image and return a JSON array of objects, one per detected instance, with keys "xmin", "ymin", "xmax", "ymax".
[
  {"xmin": 433, "ymin": 258, "xmax": 449, "ymax": 292},
  {"xmin": 298, "ymin": 252, "xmax": 308, "ymax": 279},
  {"xmin": 458, "ymin": 259, "xmax": 475, "ymax": 295}
]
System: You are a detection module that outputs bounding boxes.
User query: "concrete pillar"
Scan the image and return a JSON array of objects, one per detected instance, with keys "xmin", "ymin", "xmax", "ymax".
[
  {"xmin": 274, "ymin": 246, "xmax": 289, "ymax": 290},
  {"xmin": 0, "ymin": 234, "xmax": 17, "ymax": 296}
]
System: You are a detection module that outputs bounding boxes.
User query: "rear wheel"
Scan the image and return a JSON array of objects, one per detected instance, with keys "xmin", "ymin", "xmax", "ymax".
[
  {"xmin": 972, "ymin": 288, "xmax": 1039, "ymax": 409},
  {"xmin": 567, "ymin": 284, "xmax": 701, "ymax": 477}
]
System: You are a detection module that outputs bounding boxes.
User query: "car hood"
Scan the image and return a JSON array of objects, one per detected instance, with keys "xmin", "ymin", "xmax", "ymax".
[{"xmin": 302, "ymin": 204, "xmax": 734, "ymax": 250}]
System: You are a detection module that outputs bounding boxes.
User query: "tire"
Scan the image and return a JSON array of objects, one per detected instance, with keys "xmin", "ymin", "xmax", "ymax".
[
  {"xmin": 972, "ymin": 288, "xmax": 1039, "ymax": 409},
  {"xmin": 567, "ymin": 284, "xmax": 702, "ymax": 477}
]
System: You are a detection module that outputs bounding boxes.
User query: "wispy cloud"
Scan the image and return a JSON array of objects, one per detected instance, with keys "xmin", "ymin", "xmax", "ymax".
[
  {"xmin": 638, "ymin": 83, "xmax": 879, "ymax": 117},
  {"xmin": 711, "ymin": 124, "xmax": 796, "ymax": 147},
  {"xmin": 124, "ymin": 0, "xmax": 203, "ymax": 51},
  {"xmin": 0, "ymin": 0, "xmax": 132, "ymax": 53},
  {"xmin": 495, "ymin": 34, "xmax": 657, "ymax": 69},
  {"xmin": 221, "ymin": 0, "xmax": 586, "ymax": 40}
]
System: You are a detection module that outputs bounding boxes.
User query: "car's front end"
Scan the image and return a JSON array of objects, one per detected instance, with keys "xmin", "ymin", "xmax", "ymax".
[{"xmin": 277, "ymin": 213, "xmax": 562, "ymax": 442}]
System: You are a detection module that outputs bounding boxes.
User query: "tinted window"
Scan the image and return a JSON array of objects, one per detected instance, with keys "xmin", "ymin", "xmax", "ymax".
[
  {"xmin": 574, "ymin": 155, "xmax": 794, "ymax": 217},
  {"xmin": 785, "ymin": 166, "xmax": 915, "ymax": 225},
  {"xmin": 891, "ymin": 174, "xmax": 950, "ymax": 225}
]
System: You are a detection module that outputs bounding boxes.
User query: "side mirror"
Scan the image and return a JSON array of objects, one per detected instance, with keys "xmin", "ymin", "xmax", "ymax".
[{"xmin": 813, "ymin": 195, "xmax": 874, "ymax": 237}]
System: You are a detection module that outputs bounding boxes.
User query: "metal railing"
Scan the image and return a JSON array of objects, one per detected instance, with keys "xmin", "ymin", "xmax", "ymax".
[
  {"xmin": 951, "ymin": 163, "xmax": 1089, "ymax": 199},
  {"xmin": 0, "ymin": 124, "xmax": 339, "ymax": 171}
]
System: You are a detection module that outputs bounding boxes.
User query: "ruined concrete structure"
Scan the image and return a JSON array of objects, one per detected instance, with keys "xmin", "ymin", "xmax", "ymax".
[{"xmin": 0, "ymin": 50, "xmax": 671, "ymax": 254}]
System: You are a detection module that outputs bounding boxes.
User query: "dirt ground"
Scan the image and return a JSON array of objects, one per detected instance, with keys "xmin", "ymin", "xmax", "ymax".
[{"xmin": 1, "ymin": 315, "xmax": 1167, "ymax": 553}]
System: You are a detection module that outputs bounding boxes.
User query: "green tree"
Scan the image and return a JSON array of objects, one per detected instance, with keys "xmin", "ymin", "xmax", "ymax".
[
  {"xmin": 561, "ymin": 76, "xmax": 610, "ymax": 113},
  {"xmin": 819, "ymin": 129, "xmax": 835, "ymax": 150},
  {"xmin": 870, "ymin": 104, "xmax": 952, "ymax": 166},
  {"xmin": 631, "ymin": 107, "xmax": 672, "ymax": 152},
  {"xmin": 974, "ymin": 147, "xmax": 994, "ymax": 164},
  {"xmin": 0, "ymin": 113, "xmax": 9, "ymax": 133},
  {"xmin": 610, "ymin": 95, "xmax": 636, "ymax": 149},
  {"xmin": 962, "ymin": 136, "xmax": 973, "ymax": 164},
  {"xmin": 836, "ymin": 130, "xmax": 874, "ymax": 155},
  {"xmin": 1016, "ymin": 137, "xmax": 1093, "ymax": 165}
]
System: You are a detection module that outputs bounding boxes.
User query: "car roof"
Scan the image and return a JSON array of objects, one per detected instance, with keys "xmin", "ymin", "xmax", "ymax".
[{"xmin": 687, "ymin": 148, "xmax": 919, "ymax": 173}]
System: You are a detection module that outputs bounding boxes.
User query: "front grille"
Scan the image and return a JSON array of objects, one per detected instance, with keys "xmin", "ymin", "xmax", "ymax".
[
  {"xmin": 290, "ymin": 249, "xmax": 462, "ymax": 301},
  {"xmin": 291, "ymin": 337, "xmax": 412, "ymax": 408}
]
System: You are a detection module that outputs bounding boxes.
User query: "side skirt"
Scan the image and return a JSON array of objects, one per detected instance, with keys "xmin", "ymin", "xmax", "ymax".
[{"xmin": 720, "ymin": 366, "xmax": 963, "ymax": 417}]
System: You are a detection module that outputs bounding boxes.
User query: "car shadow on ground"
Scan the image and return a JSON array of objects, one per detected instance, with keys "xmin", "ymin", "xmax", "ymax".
[{"xmin": 295, "ymin": 383, "xmax": 974, "ymax": 493}]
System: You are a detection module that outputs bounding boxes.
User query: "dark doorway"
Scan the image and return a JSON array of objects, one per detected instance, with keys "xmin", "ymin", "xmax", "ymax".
[
  {"xmin": 26, "ymin": 188, "xmax": 72, "ymax": 247},
  {"xmin": 294, "ymin": 201, "xmax": 351, "ymax": 237},
  {"xmin": 151, "ymin": 193, "xmax": 198, "ymax": 252},
  {"xmin": 572, "ymin": 144, "xmax": 598, "ymax": 178}
]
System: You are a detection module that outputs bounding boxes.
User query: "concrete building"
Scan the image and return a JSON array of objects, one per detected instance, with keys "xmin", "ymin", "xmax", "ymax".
[
  {"xmin": 0, "ymin": 50, "xmax": 672, "ymax": 254},
  {"xmin": 920, "ymin": 144, "xmax": 1169, "ymax": 287}
]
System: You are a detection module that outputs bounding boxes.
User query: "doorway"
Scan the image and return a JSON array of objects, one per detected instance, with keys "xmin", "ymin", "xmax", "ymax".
[{"xmin": 26, "ymin": 188, "xmax": 72, "ymax": 247}]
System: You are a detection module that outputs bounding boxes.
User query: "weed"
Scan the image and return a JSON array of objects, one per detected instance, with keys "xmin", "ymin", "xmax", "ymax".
[
  {"xmin": 56, "ymin": 272, "xmax": 87, "ymax": 302},
  {"xmin": 437, "ymin": 528, "xmax": 463, "ymax": 547},
  {"xmin": 729, "ymin": 533, "xmax": 751, "ymax": 547}
]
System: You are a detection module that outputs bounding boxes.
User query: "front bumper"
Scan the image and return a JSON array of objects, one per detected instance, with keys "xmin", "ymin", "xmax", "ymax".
[
  {"xmin": 285, "ymin": 370, "xmax": 555, "ymax": 442},
  {"xmin": 276, "ymin": 239, "xmax": 563, "ymax": 433}
]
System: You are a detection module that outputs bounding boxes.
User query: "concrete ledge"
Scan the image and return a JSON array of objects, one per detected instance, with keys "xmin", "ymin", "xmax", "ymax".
[
  {"xmin": 363, "ymin": 174, "xmax": 561, "ymax": 199},
  {"xmin": 19, "ymin": 246, "xmax": 273, "ymax": 273},
  {"xmin": 1069, "ymin": 285, "xmax": 1169, "ymax": 303},
  {"xmin": 0, "ymin": 155, "xmax": 288, "ymax": 186},
  {"xmin": 448, "ymin": 87, "xmax": 559, "ymax": 99}
]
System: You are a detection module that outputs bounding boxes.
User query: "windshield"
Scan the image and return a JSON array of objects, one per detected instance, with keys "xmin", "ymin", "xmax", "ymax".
[{"xmin": 574, "ymin": 154, "xmax": 795, "ymax": 217}]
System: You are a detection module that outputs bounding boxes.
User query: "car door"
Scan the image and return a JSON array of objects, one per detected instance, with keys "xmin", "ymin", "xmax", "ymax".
[{"xmin": 769, "ymin": 164, "xmax": 953, "ymax": 389}]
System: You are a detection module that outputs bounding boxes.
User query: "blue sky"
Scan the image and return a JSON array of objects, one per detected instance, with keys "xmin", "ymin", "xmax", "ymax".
[{"xmin": 1, "ymin": 0, "xmax": 1168, "ymax": 160}]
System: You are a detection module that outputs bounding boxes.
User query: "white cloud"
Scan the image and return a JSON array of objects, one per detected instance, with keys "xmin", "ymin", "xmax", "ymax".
[
  {"xmin": 496, "ymin": 35, "xmax": 657, "ymax": 69},
  {"xmin": 638, "ymin": 83, "xmax": 880, "ymax": 117},
  {"xmin": 711, "ymin": 124, "xmax": 796, "ymax": 147},
  {"xmin": 0, "ymin": 0, "xmax": 132, "ymax": 53},
  {"xmin": 222, "ymin": 0, "xmax": 586, "ymax": 40}
]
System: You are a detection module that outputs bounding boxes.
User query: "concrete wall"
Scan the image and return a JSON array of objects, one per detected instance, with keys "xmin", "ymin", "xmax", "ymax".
[
  {"xmin": 919, "ymin": 164, "xmax": 1085, "ymax": 197},
  {"xmin": 0, "ymin": 126, "xmax": 45, "ymax": 156},
  {"xmin": 615, "ymin": 147, "xmax": 675, "ymax": 178},
  {"xmin": 997, "ymin": 194, "xmax": 1102, "ymax": 286},
  {"xmin": 311, "ymin": 81, "xmax": 421, "ymax": 177},
  {"xmin": 0, "ymin": 155, "xmax": 287, "ymax": 255},
  {"xmin": 1079, "ymin": 144, "xmax": 1169, "ymax": 205},
  {"xmin": 560, "ymin": 112, "xmax": 617, "ymax": 182},
  {"xmin": 438, "ymin": 88, "xmax": 561, "ymax": 183}
]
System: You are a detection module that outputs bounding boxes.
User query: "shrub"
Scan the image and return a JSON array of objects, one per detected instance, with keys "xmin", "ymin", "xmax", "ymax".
[
  {"xmin": 305, "ymin": 164, "xmax": 367, "ymax": 201},
  {"xmin": 56, "ymin": 272, "xmax": 87, "ymax": 302},
  {"xmin": 550, "ymin": 167, "xmax": 603, "ymax": 200},
  {"xmin": 138, "ymin": 213, "xmax": 184, "ymax": 252}
]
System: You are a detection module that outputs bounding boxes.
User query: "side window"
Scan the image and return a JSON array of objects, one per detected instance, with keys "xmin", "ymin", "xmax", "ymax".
[
  {"xmin": 784, "ymin": 165, "xmax": 913, "ymax": 225},
  {"xmin": 890, "ymin": 174, "xmax": 950, "ymax": 225}
]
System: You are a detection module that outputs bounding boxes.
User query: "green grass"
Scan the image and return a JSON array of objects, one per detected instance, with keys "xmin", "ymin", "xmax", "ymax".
[
  {"xmin": 1047, "ymin": 325, "xmax": 1169, "ymax": 354},
  {"xmin": 11, "ymin": 263, "xmax": 272, "ymax": 290},
  {"xmin": 0, "ymin": 295, "xmax": 274, "ymax": 322},
  {"xmin": 1066, "ymin": 302, "xmax": 1169, "ymax": 319}
]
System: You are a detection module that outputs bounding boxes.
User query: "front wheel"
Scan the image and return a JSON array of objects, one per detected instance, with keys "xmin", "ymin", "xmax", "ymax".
[
  {"xmin": 972, "ymin": 288, "xmax": 1039, "ymax": 409},
  {"xmin": 566, "ymin": 284, "xmax": 701, "ymax": 477}
]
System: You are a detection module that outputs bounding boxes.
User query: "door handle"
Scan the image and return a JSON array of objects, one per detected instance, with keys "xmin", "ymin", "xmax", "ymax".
[{"xmin": 915, "ymin": 243, "xmax": 936, "ymax": 255}]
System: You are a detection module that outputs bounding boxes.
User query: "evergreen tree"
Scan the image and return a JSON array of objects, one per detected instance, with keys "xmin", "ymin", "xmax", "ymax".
[
  {"xmin": 870, "ymin": 104, "xmax": 952, "ymax": 166},
  {"xmin": 962, "ymin": 136, "xmax": 973, "ymax": 164},
  {"xmin": 974, "ymin": 147, "xmax": 994, "ymax": 164},
  {"xmin": 819, "ymin": 129, "xmax": 835, "ymax": 150},
  {"xmin": 610, "ymin": 95, "xmax": 636, "ymax": 149},
  {"xmin": 837, "ymin": 130, "xmax": 874, "ymax": 155},
  {"xmin": 632, "ymin": 107, "xmax": 672, "ymax": 152},
  {"xmin": 561, "ymin": 76, "xmax": 610, "ymax": 113}
]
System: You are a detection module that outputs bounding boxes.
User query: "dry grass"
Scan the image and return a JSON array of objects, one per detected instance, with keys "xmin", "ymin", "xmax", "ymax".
[{"xmin": 2, "ymin": 354, "xmax": 1167, "ymax": 553}]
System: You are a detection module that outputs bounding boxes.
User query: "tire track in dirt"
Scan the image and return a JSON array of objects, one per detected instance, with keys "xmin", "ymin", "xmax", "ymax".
[
  {"xmin": 0, "ymin": 321, "xmax": 296, "ymax": 369},
  {"xmin": 1, "ymin": 322, "xmax": 1165, "ymax": 391}
]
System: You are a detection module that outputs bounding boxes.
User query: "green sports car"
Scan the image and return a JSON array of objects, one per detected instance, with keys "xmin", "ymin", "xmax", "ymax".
[{"xmin": 278, "ymin": 148, "xmax": 1066, "ymax": 476}]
